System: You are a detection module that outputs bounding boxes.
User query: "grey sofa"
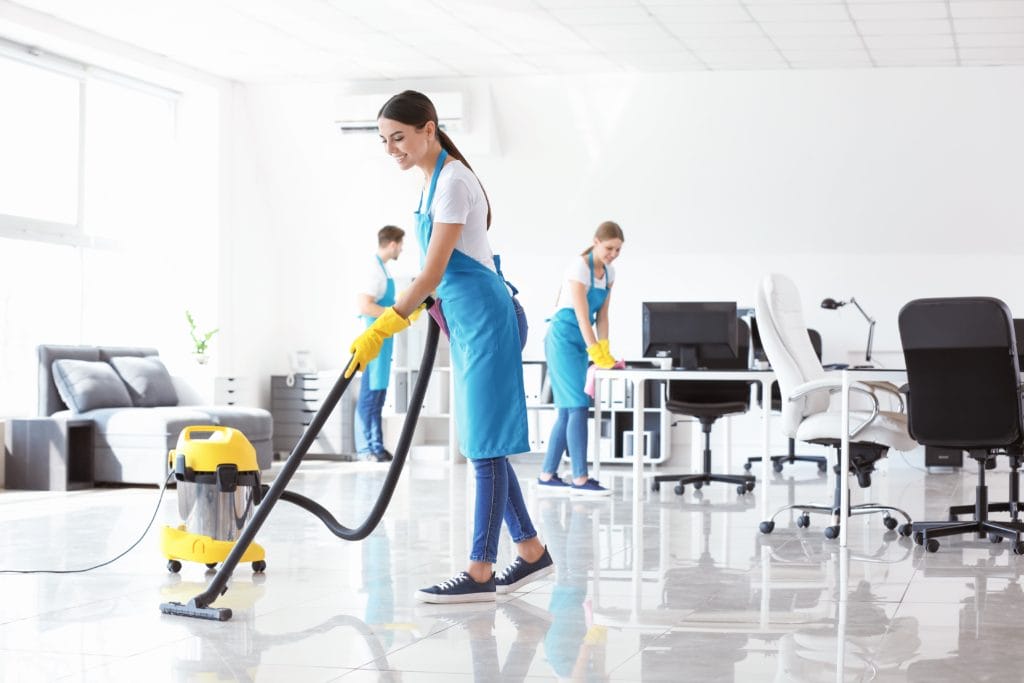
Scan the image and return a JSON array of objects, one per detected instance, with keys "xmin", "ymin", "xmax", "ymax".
[{"xmin": 38, "ymin": 345, "xmax": 273, "ymax": 485}]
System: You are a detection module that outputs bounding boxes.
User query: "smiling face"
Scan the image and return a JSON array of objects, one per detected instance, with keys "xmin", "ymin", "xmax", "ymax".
[
  {"xmin": 593, "ymin": 237, "xmax": 623, "ymax": 265},
  {"xmin": 378, "ymin": 117, "xmax": 435, "ymax": 172}
]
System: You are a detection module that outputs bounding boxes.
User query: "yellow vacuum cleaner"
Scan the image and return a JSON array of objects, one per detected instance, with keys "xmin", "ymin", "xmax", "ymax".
[{"xmin": 161, "ymin": 426, "xmax": 267, "ymax": 574}]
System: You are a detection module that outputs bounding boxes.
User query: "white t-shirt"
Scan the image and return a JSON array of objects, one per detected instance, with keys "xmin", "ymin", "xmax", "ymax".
[
  {"xmin": 430, "ymin": 160, "xmax": 495, "ymax": 272},
  {"xmin": 554, "ymin": 255, "xmax": 615, "ymax": 312},
  {"xmin": 360, "ymin": 256, "xmax": 391, "ymax": 302}
]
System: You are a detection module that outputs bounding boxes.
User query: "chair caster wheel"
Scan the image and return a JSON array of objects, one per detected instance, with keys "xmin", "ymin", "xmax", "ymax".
[
  {"xmin": 990, "ymin": 534, "xmax": 1004, "ymax": 544},
  {"xmin": 773, "ymin": 462, "xmax": 784, "ymax": 473},
  {"xmin": 693, "ymin": 481, "xmax": 703, "ymax": 490},
  {"xmin": 898, "ymin": 523, "xmax": 913, "ymax": 537},
  {"xmin": 651, "ymin": 481, "xmax": 660, "ymax": 492},
  {"xmin": 913, "ymin": 532, "xmax": 924, "ymax": 546},
  {"xmin": 167, "ymin": 560, "xmax": 182, "ymax": 574},
  {"xmin": 252, "ymin": 560, "xmax": 267, "ymax": 573},
  {"xmin": 743, "ymin": 462, "xmax": 753, "ymax": 471},
  {"xmin": 205, "ymin": 563, "xmax": 217, "ymax": 569},
  {"xmin": 883, "ymin": 516, "xmax": 898, "ymax": 531},
  {"xmin": 745, "ymin": 481, "xmax": 755, "ymax": 492},
  {"xmin": 796, "ymin": 514, "xmax": 811, "ymax": 529},
  {"xmin": 926, "ymin": 539, "xmax": 941, "ymax": 553},
  {"xmin": 736, "ymin": 485, "xmax": 746, "ymax": 495},
  {"xmin": 674, "ymin": 484, "xmax": 684, "ymax": 496},
  {"xmin": 817, "ymin": 462, "xmax": 827, "ymax": 473},
  {"xmin": 759, "ymin": 521, "xmax": 775, "ymax": 534},
  {"xmin": 823, "ymin": 526, "xmax": 840, "ymax": 540}
]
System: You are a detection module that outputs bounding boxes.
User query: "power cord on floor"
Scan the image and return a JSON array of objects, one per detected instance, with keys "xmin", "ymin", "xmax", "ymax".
[{"xmin": 0, "ymin": 471, "xmax": 174, "ymax": 574}]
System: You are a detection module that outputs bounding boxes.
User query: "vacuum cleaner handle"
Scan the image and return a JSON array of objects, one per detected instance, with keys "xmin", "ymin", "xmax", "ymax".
[{"xmin": 163, "ymin": 296, "xmax": 439, "ymax": 621}]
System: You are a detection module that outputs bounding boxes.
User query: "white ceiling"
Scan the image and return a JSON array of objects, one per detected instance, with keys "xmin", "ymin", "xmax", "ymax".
[{"xmin": 6, "ymin": 0, "xmax": 1024, "ymax": 82}]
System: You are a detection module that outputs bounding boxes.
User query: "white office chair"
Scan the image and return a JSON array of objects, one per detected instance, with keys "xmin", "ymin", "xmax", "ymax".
[{"xmin": 755, "ymin": 274, "xmax": 917, "ymax": 539}]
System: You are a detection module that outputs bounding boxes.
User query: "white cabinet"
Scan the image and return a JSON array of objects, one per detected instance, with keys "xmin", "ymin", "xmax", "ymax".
[{"xmin": 214, "ymin": 376, "xmax": 257, "ymax": 406}]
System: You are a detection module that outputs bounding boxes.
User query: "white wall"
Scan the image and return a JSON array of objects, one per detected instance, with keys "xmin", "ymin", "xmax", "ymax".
[
  {"xmin": 224, "ymin": 65, "xmax": 1024, "ymax": 466},
  {"xmin": 228, "ymin": 67, "xmax": 1024, "ymax": 406}
]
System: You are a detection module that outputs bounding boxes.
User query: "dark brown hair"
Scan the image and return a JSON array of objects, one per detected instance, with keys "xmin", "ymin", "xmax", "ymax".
[
  {"xmin": 582, "ymin": 220, "xmax": 625, "ymax": 255},
  {"xmin": 378, "ymin": 225, "xmax": 404, "ymax": 247},
  {"xmin": 378, "ymin": 90, "xmax": 491, "ymax": 228}
]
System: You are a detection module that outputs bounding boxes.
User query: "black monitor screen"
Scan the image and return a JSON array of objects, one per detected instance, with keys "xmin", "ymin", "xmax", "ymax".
[{"xmin": 642, "ymin": 302, "xmax": 738, "ymax": 369}]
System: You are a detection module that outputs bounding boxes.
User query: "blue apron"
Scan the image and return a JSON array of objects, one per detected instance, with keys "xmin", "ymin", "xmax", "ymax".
[
  {"xmin": 360, "ymin": 255, "xmax": 396, "ymax": 391},
  {"xmin": 415, "ymin": 150, "xmax": 529, "ymax": 459},
  {"xmin": 545, "ymin": 252, "xmax": 609, "ymax": 408}
]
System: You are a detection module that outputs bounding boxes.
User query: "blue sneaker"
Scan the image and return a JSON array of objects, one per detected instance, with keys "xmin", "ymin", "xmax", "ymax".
[
  {"xmin": 570, "ymin": 478, "xmax": 611, "ymax": 496},
  {"xmin": 536, "ymin": 472, "xmax": 571, "ymax": 494},
  {"xmin": 495, "ymin": 547, "xmax": 555, "ymax": 594},
  {"xmin": 415, "ymin": 572, "xmax": 496, "ymax": 604}
]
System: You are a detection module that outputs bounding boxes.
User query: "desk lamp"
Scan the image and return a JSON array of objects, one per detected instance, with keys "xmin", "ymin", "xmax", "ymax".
[{"xmin": 821, "ymin": 297, "xmax": 875, "ymax": 365}]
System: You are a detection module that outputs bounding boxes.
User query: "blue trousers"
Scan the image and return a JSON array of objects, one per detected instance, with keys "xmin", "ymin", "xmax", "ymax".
[
  {"xmin": 356, "ymin": 382, "xmax": 387, "ymax": 456},
  {"xmin": 541, "ymin": 407, "xmax": 589, "ymax": 480},
  {"xmin": 471, "ymin": 457, "xmax": 537, "ymax": 563}
]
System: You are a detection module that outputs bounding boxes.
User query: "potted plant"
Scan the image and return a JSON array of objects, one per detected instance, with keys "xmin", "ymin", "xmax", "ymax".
[{"xmin": 186, "ymin": 310, "xmax": 219, "ymax": 365}]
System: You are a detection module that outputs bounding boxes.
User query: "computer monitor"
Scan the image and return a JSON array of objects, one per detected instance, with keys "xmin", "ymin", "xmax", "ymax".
[{"xmin": 642, "ymin": 302, "xmax": 738, "ymax": 370}]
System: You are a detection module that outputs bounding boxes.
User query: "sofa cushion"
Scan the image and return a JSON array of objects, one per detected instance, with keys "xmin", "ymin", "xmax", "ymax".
[
  {"xmin": 51, "ymin": 359, "xmax": 133, "ymax": 413},
  {"xmin": 109, "ymin": 356, "xmax": 179, "ymax": 407}
]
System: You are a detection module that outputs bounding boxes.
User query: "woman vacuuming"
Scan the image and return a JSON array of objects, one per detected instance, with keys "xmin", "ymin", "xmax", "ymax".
[{"xmin": 345, "ymin": 90, "xmax": 552, "ymax": 604}]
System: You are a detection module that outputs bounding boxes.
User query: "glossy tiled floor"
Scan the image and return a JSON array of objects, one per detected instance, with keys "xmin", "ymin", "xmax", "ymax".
[{"xmin": 3, "ymin": 453, "xmax": 1024, "ymax": 682}]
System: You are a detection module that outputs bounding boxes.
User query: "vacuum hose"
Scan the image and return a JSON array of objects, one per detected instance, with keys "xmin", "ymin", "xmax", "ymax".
[{"xmin": 162, "ymin": 303, "xmax": 440, "ymax": 620}]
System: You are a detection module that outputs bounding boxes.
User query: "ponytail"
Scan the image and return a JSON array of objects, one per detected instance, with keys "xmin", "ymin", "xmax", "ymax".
[
  {"xmin": 582, "ymin": 220, "xmax": 625, "ymax": 255},
  {"xmin": 437, "ymin": 128, "xmax": 491, "ymax": 229}
]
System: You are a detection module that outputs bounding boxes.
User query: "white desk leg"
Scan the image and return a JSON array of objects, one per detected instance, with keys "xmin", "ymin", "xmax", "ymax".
[
  {"xmin": 633, "ymin": 378, "xmax": 646, "ymax": 507},
  {"xmin": 761, "ymin": 378, "xmax": 772, "ymax": 520},
  {"xmin": 592, "ymin": 376, "xmax": 602, "ymax": 481},
  {"xmin": 839, "ymin": 370, "xmax": 851, "ymax": 548}
]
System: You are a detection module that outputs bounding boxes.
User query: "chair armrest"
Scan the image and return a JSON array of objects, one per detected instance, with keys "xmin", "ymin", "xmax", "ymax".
[
  {"xmin": 788, "ymin": 377, "xmax": 880, "ymax": 439},
  {"xmin": 861, "ymin": 381, "xmax": 905, "ymax": 413}
]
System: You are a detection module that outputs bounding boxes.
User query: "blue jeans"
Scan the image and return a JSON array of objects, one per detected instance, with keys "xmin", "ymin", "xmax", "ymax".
[
  {"xmin": 541, "ymin": 407, "xmax": 589, "ymax": 480},
  {"xmin": 356, "ymin": 382, "xmax": 387, "ymax": 455},
  {"xmin": 471, "ymin": 457, "xmax": 537, "ymax": 563}
]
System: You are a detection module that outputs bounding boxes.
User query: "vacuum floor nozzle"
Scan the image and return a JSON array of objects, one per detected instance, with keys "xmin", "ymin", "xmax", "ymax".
[{"xmin": 159, "ymin": 600, "xmax": 233, "ymax": 621}]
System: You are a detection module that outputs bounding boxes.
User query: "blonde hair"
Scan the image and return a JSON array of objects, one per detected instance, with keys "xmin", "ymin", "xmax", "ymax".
[{"xmin": 582, "ymin": 221, "xmax": 625, "ymax": 255}]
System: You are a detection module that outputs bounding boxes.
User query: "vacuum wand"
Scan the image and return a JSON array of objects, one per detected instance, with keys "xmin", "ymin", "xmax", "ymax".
[{"xmin": 161, "ymin": 298, "xmax": 438, "ymax": 621}]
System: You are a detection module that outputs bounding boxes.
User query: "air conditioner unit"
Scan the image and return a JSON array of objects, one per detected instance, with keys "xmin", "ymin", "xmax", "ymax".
[{"xmin": 336, "ymin": 91, "xmax": 465, "ymax": 135}]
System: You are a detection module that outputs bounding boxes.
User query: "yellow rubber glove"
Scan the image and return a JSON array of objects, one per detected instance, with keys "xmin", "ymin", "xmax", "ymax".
[
  {"xmin": 598, "ymin": 339, "xmax": 614, "ymax": 361},
  {"xmin": 345, "ymin": 307, "xmax": 411, "ymax": 378},
  {"xmin": 587, "ymin": 342, "xmax": 616, "ymax": 370}
]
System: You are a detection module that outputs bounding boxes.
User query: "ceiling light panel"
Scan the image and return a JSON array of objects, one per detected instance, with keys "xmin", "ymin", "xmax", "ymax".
[
  {"xmin": 848, "ymin": 3, "xmax": 950, "ymax": 21},
  {"xmin": 547, "ymin": 6, "xmax": 654, "ymax": 25},
  {"xmin": 950, "ymin": 1, "xmax": 1024, "ymax": 19},
  {"xmin": 856, "ymin": 19, "xmax": 953, "ymax": 35},
  {"xmin": 648, "ymin": 5, "xmax": 752, "ymax": 23},
  {"xmin": 747, "ymin": 4, "xmax": 852, "ymax": 22},
  {"xmin": 955, "ymin": 17, "xmax": 1024, "ymax": 31},
  {"xmin": 664, "ymin": 22, "xmax": 765, "ymax": 38}
]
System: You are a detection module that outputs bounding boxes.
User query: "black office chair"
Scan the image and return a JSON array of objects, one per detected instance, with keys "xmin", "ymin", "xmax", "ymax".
[
  {"xmin": 651, "ymin": 319, "xmax": 756, "ymax": 497},
  {"xmin": 744, "ymin": 322, "xmax": 828, "ymax": 475},
  {"xmin": 898, "ymin": 297, "xmax": 1024, "ymax": 553}
]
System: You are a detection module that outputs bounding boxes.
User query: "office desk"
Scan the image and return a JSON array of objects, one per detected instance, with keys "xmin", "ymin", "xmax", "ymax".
[{"xmin": 592, "ymin": 367, "xmax": 777, "ymax": 517}]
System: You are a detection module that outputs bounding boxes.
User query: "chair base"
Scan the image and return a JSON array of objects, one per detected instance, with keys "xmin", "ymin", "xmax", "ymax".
[
  {"xmin": 650, "ymin": 417, "xmax": 756, "ymax": 498},
  {"xmin": 758, "ymin": 442, "xmax": 913, "ymax": 539},
  {"xmin": 744, "ymin": 438, "xmax": 827, "ymax": 474},
  {"xmin": 651, "ymin": 472, "xmax": 756, "ymax": 496},
  {"xmin": 744, "ymin": 454, "xmax": 828, "ymax": 474},
  {"xmin": 913, "ymin": 453, "xmax": 1024, "ymax": 553}
]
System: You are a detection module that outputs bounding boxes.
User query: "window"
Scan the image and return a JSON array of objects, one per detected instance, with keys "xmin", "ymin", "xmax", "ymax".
[
  {"xmin": 0, "ymin": 57, "xmax": 80, "ymax": 227},
  {"xmin": 0, "ymin": 46, "xmax": 215, "ymax": 418}
]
